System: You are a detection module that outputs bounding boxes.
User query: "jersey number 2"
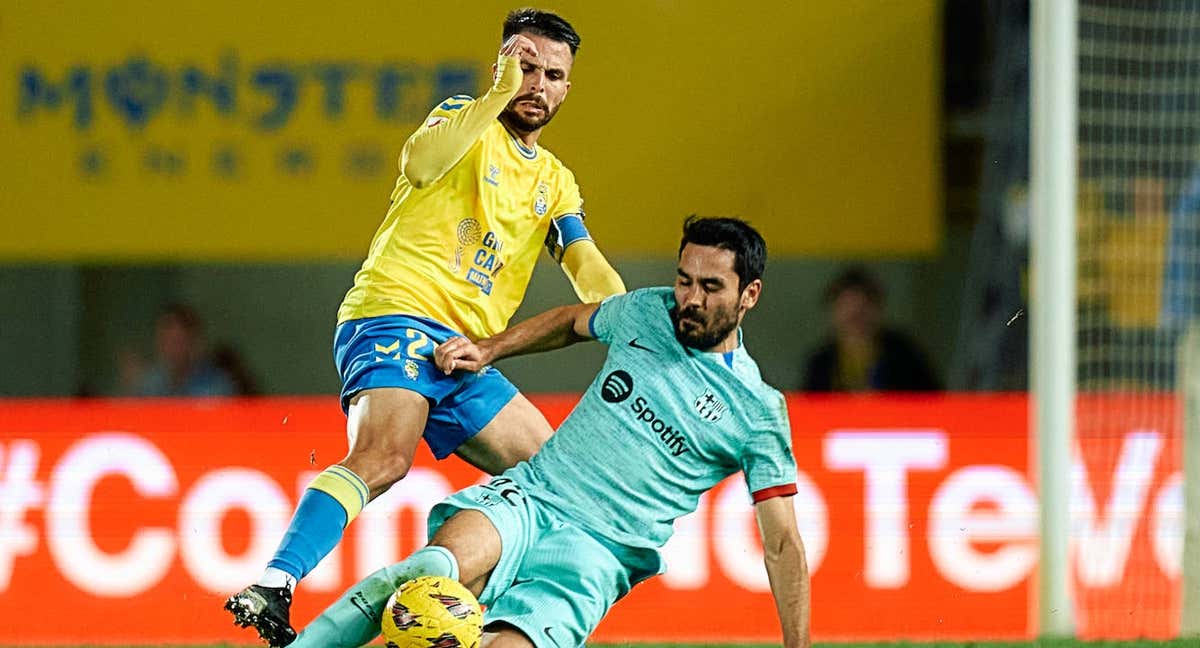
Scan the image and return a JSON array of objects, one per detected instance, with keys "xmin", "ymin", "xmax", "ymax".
[{"xmin": 405, "ymin": 329, "xmax": 433, "ymax": 359}]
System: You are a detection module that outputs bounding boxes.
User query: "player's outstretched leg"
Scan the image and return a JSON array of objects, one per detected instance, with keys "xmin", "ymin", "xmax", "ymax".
[
  {"xmin": 225, "ymin": 388, "xmax": 428, "ymax": 645},
  {"xmin": 223, "ymin": 462, "xmax": 370, "ymax": 646},
  {"xmin": 289, "ymin": 546, "xmax": 460, "ymax": 648},
  {"xmin": 293, "ymin": 508, "xmax": 501, "ymax": 647}
]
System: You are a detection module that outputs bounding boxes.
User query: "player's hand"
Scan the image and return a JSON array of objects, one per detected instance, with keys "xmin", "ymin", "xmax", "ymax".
[
  {"xmin": 499, "ymin": 34, "xmax": 539, "ymax": 63},
  {"xmin": 495, "ymin": 34, "xmax": 537, "ymax": 88},
  {"xmin": 434, "ymin": 336, "xmax": 492, "ymax": 375}
]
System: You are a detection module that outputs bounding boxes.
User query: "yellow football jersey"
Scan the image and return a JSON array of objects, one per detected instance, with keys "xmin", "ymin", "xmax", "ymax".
[{"xmin": 337, "ymin": 96, "xmax": 584, "ymax": 339}]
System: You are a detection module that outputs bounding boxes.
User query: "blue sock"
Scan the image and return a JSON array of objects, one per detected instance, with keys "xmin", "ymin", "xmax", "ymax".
[
  {"xmin": 265, "ymin": 466, "xmax": 369, "ymax": 584},
  {"xmin": 291, "ymin": 546, "xmax": 460, "ymax": 648},
  {"xmin": 266, "ymin": 489, "xmax": 350, "ymax": 583}
]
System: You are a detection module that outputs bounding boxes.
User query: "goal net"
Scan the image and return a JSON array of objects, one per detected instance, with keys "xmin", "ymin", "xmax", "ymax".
[{"xmin": 1073, "ymin": 0, "xmax": 1200, "ymax": 637}]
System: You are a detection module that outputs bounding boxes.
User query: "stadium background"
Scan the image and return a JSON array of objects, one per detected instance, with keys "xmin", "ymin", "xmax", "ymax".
[
  {"xmin": 1, "ymin": 0, "xmax": 1192, "ymax": 646},
  {"xmin": 0, "ymin": 0, "xmax": 943, "ymax": 397}
]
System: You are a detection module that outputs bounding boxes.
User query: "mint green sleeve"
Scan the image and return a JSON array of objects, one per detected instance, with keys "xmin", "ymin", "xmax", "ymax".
[
  {"xmin": 587, "ymin": 290, "xmax": 638, "ymax": 344},
  {"xmin": 740, "ymin": 391, "xmax": 799, "ymax": 500}
]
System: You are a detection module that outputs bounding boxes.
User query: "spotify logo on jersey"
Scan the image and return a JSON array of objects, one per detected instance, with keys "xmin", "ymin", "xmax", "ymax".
[{"xmin": 601, "ymin": 370, "xmax": 634, "ymax": 403}]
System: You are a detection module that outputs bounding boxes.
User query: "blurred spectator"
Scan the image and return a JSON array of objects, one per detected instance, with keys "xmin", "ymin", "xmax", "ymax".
[
  {"xmin": 125, "ymin": 303, "xmax": 239, "ymax": 397},
  {"xmin": 802, "ymin": 266, "xmax": 941, "ymax": 392},
  {"xmin": 213, "ymin": 343, "xmax": 261, "ymax": 396}
]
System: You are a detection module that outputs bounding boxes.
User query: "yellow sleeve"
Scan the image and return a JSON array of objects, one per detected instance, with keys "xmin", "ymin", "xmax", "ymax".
[
  {"xmin": 561, "ymin": 240, "xmax": 626, "ymax": 303},
  {"xmin": 546, "ymin": 169, "xmax": 624, "ymax": 302},
  {"xmin": 400, "ymin": 55, "xmax": 522, "ymax": 188},
  {"xmin": 549, "ymin": 167, "xmax": 585, "ymax": 218}
]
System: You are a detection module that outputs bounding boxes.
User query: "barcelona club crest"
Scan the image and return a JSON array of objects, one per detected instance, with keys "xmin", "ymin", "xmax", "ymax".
[{"xmin": 693, "ymin": 390, "xmax": 727, "ymax": 423}]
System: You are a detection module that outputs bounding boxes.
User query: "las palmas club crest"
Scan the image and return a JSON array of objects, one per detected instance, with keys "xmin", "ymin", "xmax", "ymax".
[{"xmin": 693, "ymin": 390, "xmax": 726, "ymax": 422}]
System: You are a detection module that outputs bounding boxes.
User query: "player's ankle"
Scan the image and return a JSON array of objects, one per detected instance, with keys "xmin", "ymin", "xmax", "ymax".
[{"xmin": 257, "ymin": 566, "xmax": 298, "ymax": 593}]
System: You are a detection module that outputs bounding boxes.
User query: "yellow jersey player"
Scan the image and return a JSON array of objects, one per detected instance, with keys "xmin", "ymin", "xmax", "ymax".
[{"xmin": 225, "ymin": 9, "xmax": 624, "ymax": 646}]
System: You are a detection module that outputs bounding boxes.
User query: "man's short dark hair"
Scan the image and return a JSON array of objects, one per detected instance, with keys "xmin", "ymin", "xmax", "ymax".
[
  {"xmin": 678, "ymin": 216, "xmax": 767, "ymax": 292},
  {"xmin": 503, "ymin": 8, "xmax": 581, "ymax": 55},
  {"xmin": 823, "ymin": 265, "xmax": 885, "ymax": 306}
]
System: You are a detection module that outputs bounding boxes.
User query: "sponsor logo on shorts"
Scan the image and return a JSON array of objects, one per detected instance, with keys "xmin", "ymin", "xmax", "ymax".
[
  {"xmin": 601, "ymin": 370, "xmax": 633, "ymax": 403},
  {"xmin": 476, "ymin": 476, "xmax": 523, "ymax": 507},
  {"xmin": 374, "ymin": 340, "xmax": 401, "ymax": 362},
  {"xmin": 473, "ymin": 491, "xmax": 502, "ymax": 507}
]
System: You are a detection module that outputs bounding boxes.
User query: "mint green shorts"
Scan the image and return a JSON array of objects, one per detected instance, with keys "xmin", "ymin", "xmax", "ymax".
[{"xmin": 427, "ymin": 472, "xmax": 656, "ymax": 648}]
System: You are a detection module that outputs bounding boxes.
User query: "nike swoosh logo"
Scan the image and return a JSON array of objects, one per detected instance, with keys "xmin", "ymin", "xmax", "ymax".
[
  {"xmin": 628, "ymin": 338, "xmax": 656, "ymax": 353},
  {"xmin": 350, "ymin": 591, "xmax": 380, "ymax": 623},
  {"xmin": 542, "ymin": 627, "xmax": 560, "ymax": 647}
]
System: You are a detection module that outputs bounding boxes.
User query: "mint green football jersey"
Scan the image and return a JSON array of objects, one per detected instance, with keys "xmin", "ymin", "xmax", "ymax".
[{"xmin": 512, "ymin": 287, "xmax": 797, "ymax": 554}]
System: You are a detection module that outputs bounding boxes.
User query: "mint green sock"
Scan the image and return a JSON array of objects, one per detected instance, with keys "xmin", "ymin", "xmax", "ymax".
[{"xmin": 290, "ymin": 546, "xmax": 460, "ymax": 648}]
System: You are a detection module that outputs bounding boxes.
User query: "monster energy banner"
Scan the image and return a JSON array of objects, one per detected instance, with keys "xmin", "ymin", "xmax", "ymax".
[
  {"xmin": 18, "ymin": 55, "xmax": 476, "ymax": 180},
  {"xmin": 0, "ymin": 1, "xmax": 939, "ymax": 260}
]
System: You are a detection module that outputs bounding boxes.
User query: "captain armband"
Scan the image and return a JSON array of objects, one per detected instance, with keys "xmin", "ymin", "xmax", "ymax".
[{"xmin": 544, "ymin": 213, "xmax": 592, "ymax": 262}]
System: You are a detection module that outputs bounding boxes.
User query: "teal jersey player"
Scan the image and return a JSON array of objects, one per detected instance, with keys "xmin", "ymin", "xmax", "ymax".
[
  {"xmin": 289, "ymin": 217, "xmax": 811, "ymax": 648},
  {"xmin": 516, "ymin": 286, "xmax": 796, "ymax": 556}
]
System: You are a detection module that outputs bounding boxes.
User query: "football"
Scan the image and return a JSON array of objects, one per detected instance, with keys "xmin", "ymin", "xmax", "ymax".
[{"xmin": 381, "ymin": 576, "xmax": 484, "ymax": 648}]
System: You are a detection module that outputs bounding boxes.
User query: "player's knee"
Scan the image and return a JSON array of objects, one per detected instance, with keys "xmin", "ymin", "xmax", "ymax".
[
  {"xmin": 379, "ymin": 454, "xmax": 414, "ymax": 489},
  {"xmin": 342, "ymin": 449, "xmax": 413, "ymax": 492},
  {"xmin": 378, "ymin": 454, "xmax": 413, "ymax": 487}
]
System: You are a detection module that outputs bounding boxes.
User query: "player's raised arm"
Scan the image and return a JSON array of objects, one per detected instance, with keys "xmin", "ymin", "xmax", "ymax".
[
  {"xmin": 545, "ymin": 213, "xmax": 625, "ymax": 302},
  {"xmin": 434, "ymin": 302, "xmax": 598, "ymax": 374},
  {"xmin": 400, "ymin": 35, "xmax": 535, "ymax": 187},
  {"xmin": 755, "ymin": 495, "xmax": 811, "ymax": 648},
  {"xmin": 561, "ymin": 237, "xmax": 626, "ymax": 302}
]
